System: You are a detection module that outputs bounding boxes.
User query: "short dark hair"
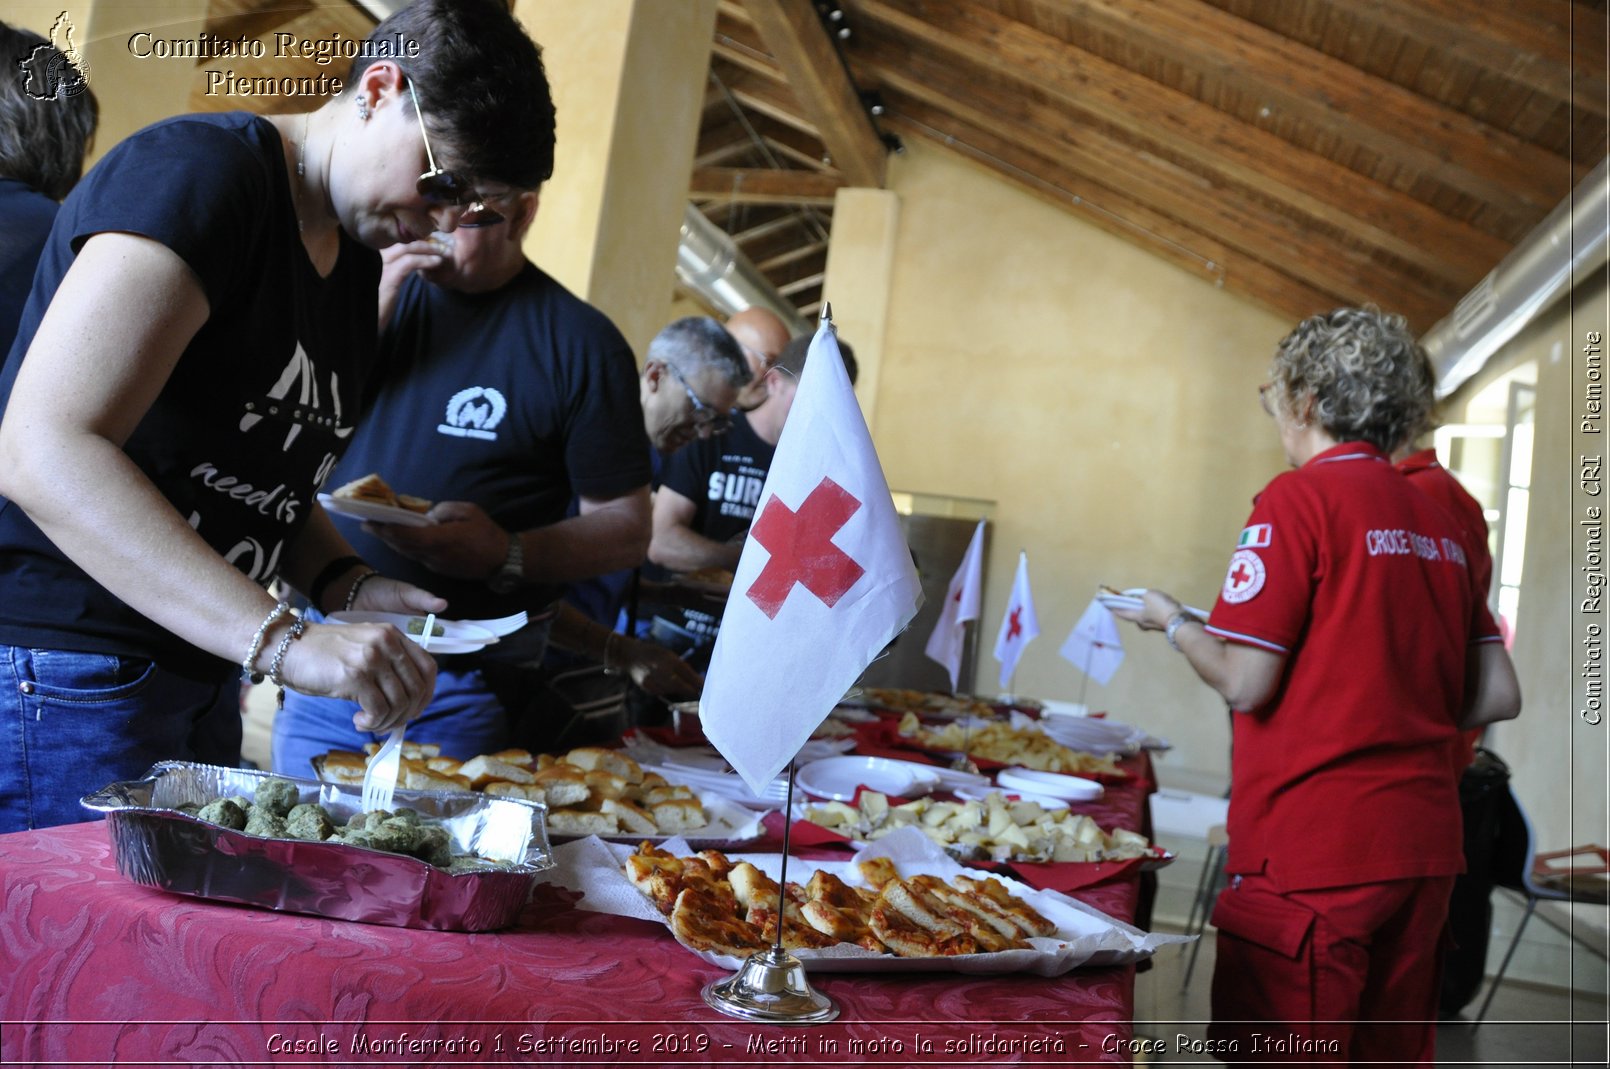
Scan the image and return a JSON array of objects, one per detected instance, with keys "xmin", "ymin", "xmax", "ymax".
[
  {"xmin": 0, "ymin": 20, "xmax": 98, "ymax": 200},
  {"xmin": 777, "ymin": 332, "xmax": 858, "ymax": 386},
  {"xmin": 647, "ymin": 317, "xmax": 751, "ymax": 386},
  {"xmin": 349, "ymin": 0, "xmax": 555, "ymax": 190}
]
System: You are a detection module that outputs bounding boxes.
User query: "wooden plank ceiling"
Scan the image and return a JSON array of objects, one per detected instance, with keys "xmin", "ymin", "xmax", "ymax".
[{"xmin": 195, "ymin": 0, "xmax": 1607, "ymax": 332}]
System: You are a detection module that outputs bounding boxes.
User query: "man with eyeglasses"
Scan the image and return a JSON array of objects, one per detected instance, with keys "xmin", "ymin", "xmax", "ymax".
[
  {"xmin": 272, "ymin": 185, "xmax": 661, "ymax": 772},
  {"xmin": 643, "ymin": 333, "xmax": 857, "ymax": 669}
]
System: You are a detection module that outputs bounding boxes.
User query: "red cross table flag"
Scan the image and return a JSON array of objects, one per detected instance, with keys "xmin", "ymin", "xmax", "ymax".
[
  {"xmin": 1059, "ymin": 598, "xmax": 1126, "ymax": 685},
  {"xmin": 700, "ymin": 318, "xmax": 923, "ymax": 794},
  {"xmin": 991, "ymin": 551, "xmax": 1040, "ymax": 689},
  {"xmin": 923, "ymin": 518, "xmax": 985, "ymax": 690}
]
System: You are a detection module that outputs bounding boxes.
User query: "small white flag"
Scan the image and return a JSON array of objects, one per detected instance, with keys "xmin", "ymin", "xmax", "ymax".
[
  {"xmin": 923, "ymin": 519, "xmax": 985, "ymax": 691},
  {"xmin": 1060, "ymin": 598, "xmax": 1126, "ymax": 685},
  {"xmin": 701, "ymin": 321, "xmax": 923, "ymax": 794},
  {"xmin": 992, "ymin": 551, "xmax": 1040, "ymax": 689}
]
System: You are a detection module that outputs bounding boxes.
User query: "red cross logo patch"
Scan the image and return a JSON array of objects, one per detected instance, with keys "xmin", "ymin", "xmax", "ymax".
[
  {"xmin": 1221, "ymin": 548, "xmax": 1266, "ymax": 604},
  {"xmin": 745, "ymin": 477, "xmax": 866, "ymax": 619}
]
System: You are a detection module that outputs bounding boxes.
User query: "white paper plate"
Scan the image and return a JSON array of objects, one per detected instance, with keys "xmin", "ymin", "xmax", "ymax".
[
  {"xmin": 951, "ymin": 785, "xmax": 1071, "ymax": 811},
  {"xmin": 326, "ymin": 611, "xmax": 497, "ymax": 655},
  {"xmin": 317, "ymin": 492, "xmax": 434, "ymax": 527},
  {"xmin": 796, "ymin": 756, "xmax": 940, "ymax": 802},
  {"xmin": 997, "ymin": 767, "xmax": 1104, "ymax": 802}
]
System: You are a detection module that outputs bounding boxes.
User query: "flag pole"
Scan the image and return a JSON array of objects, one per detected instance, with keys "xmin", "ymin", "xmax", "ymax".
[
  {"xmin": 1077, "ymin": 641, "xmax": 1094, "ymax": 712},
  {"xmin": 700, "ymin": 305, "xmax": 840, "ymax": 1026}
]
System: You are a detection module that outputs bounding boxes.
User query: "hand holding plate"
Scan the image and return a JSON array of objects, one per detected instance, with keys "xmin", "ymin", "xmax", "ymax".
[{"xmin": 365, "ymin": 500, "xmax": 507, "ymax": 580}]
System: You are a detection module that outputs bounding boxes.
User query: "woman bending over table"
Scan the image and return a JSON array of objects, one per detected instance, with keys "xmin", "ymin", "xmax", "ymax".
[
  {"xmin": 0, "ymin": 0, "xmax": 556, "ymax": 832},
  {"xmin": 1113, "ymin": 307, "xmax": 1520, "ymax": 1064}
]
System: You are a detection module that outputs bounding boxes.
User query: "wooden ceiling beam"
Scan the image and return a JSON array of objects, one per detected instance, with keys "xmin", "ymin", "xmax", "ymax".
[
  {"xmin": 742, "ymin": 0, "xmax": 887, "ymax": 187},
  {"xmin": 711, "ymin": 67, "xmax": 822, "ymax": 139},
  {"xmin": 690, "ymin": 167, "xmax": 845, "ymax": 205},
  {"xmin": 879, "ymin": 110, "xmax": 1342, "ymax": 326},
  {"xmin": 203, "ymin": 1, "xmax": 317, "ymax": 50},
  {"xmin": 713, "ymin": 14, "xmax": 787, "ymax": 83},
  {"xmin": 851, "ymin": 1, "xmax": 1511, "ymax": 279},
  {"xmin": 777, "ymin": 271, "xmax": 826, "ymax": 298},
  {"xmin": 873, "ymin": 71, "xmax": 1456, "ymax": 328},
  {"xmin": 1027, "ymin": 0, "xmax": 1575, "ymax": 215},
  {"xmin": 1322, "ymin": 0, "xmax": 1607, "ymax": 117},
  {"xmin": 757, "ymin": 241, "xmax": 829, "ymax": 272}
]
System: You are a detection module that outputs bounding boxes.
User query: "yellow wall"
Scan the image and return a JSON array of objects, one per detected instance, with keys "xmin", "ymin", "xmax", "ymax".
[
  {"xmin": 1445, "ymin": 266, "xmax": 1609, "ymax": 866},
  {"xmin": 869, "ymin": 139, "xmax": 1290, "ymax": 783}
]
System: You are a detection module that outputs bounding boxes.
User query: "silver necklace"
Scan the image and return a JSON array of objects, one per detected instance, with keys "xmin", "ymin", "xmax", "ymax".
[{"xmin": 295, "ymin": 114, "xmax": 309, "ymax": 232}]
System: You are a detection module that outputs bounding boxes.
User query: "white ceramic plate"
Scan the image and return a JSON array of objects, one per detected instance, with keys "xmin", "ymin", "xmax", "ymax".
[
  {"xmin": 796, "ymin": 756, "xmax": 940, "ymax": 802},
  {"xmin": 996, "ymin": 767, "xmax": 1105, "ymax": 802},
  {"xmin": 317, "ymin": 492, "xmax": 434, "ymax": 528},
  {"xmin": 326, "ymin": 611, "xmax": 497, "ymax": 655}
]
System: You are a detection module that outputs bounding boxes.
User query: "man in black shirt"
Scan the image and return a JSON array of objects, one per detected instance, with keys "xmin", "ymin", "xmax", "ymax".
[{"xmin": 646, "ymin": 334, "xmax": 856, "ymax": 666}]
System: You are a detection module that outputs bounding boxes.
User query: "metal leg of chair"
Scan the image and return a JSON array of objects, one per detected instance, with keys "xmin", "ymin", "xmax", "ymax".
[
  {"xmin": 1182, "ymin": 843, "xmax": 1218, "ymax": 939},
  {"xmin": 1181, "ymin": 845, "xmax": 1226, "ymax": 990},
  {"xmin": 1473, "ymin": 894, "xmax": 1538, "ymax": 1026}
]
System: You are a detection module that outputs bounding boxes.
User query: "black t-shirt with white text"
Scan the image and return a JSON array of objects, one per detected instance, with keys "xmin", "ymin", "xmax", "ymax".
[
  {"xmin": 0, "ymin": 113, "xmax": 379, "ymax": 678},
  {"xmin": 653, "ymin": 412, "xmax": 776, "ymax": 644}
]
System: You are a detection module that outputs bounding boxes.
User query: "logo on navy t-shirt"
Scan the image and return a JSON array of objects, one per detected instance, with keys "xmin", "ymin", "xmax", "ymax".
[{"xmin": 438, "ymin": 387, "xmax": 508, "ymax": 441}]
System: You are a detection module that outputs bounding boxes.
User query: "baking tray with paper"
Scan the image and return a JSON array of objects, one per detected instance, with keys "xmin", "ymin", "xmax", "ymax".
[
  {"xmin": 80, "ymin": 762, "xmax": 553, "ymax": 931},
  {"xmin": 541, "ymin": 828, "xmax": 1187, "ymax": 974}
]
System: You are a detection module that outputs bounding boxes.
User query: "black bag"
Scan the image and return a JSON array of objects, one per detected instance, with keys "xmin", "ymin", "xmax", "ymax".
[{"xmin": 1439, "ymin": 747, "xmax": 1517, "ymax": 1016}]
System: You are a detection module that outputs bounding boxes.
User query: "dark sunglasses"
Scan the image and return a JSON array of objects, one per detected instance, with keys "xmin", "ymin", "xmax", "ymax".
[{"xmin": 407, "ymin": 79, "xmax": 504, "ymax": 229}]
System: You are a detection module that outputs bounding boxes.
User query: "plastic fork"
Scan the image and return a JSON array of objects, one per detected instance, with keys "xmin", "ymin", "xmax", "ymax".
[
  {"xmin": 457, "ymin": 610, "xmax": 528, "ymax": 637},
  {"xmin": 361, "ymin": 612, "xmax": 432, "ymax": 812}
]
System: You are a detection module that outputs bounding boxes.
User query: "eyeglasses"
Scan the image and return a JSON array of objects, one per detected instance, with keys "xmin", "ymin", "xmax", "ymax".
[
  {"xmin": 665, "ymin": 362, "xmax": 732, "ymax": 435},
  {"xmin": 406, "ymin": 79, "xmax": 504, "ymax": 229},
  {"xmin": 1258, "ymin": 382, "xmax": 1275, "ymax": 416}
]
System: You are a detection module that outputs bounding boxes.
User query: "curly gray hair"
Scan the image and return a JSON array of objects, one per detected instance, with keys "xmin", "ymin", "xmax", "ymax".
[{"xmin": 1268, "ymin": 307, "xmax": 1435, "ymax": 453}]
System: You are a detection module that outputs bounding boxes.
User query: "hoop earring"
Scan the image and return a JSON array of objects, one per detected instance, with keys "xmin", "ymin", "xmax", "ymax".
[{"xmin": 356, "ymin": 97, "xmax": 370, "ymax": 121}]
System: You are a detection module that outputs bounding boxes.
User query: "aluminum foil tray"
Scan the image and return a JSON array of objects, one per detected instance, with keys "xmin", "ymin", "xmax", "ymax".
[{"xmin": 80, "ymin": 761, "xmax": 553, "ymax": 932}]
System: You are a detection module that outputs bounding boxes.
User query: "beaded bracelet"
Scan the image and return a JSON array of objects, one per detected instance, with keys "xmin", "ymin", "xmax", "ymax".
[
  {"xmin": 241, "ymin": 601, "xmax": 289, "ymax": 683},
  {"xmin": 267, "ymin": 613, "xmax": 307, "ymax": 689},
  {"xmin": 309, "ymin": 555, "xmax": 365, "ymax": 612},
  {"xmin": 344, "ymin": 569, "xmax": 381, "ymax": 611}
]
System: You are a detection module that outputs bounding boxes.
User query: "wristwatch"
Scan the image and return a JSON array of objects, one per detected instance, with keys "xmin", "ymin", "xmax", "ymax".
[{"xmin": 488, "ymin": 531, "xmax": 523, "ymax": 593}]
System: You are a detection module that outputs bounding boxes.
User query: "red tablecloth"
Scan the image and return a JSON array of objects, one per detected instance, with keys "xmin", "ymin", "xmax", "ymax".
[{"xmin": 0, "ymin": 820, "xmax": 1139, "ymax": 1066}]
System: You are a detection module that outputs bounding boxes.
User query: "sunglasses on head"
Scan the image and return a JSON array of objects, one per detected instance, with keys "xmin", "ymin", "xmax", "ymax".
[{"xmin": 406, "ymin": 78, "xmax": 504, "ymax": 229}]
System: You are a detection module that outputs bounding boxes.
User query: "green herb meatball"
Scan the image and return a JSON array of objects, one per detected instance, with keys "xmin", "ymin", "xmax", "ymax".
[
  {"xmin": 197, "ymin": 798, "xmax": 247, "ymax": 830},
  {"xmin": 244, "ymin": 808, "xmax": 287, "ymax": 838},
  {"xmin": 284, "ymin": 805, "xmax": 333, "ymax": 841},
  {"xmin": 253, "ymin": 778, "xmax": 301, "ymax": 817}
]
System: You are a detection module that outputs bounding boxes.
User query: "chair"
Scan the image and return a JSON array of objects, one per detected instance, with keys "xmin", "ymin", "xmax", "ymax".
[
  {"xmin": 1181, "ymin": 822, "xmax": 1229, "ymax": 989},
  {"xmin": 1473, "ymin": 788, "xmax": 1610, "ymax": 1023}
]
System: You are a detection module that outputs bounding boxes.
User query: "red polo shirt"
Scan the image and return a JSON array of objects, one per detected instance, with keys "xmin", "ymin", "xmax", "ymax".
[
  {"xmin": 1205, "ymin": 442, "xmax": 1503, "ymax": 891},
  {"xmin": 1396, "ymin": 448, "xmax": 1494, "ymax": 598}
]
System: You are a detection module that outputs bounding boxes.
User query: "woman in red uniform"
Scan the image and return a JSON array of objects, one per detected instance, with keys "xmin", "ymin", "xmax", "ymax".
[{"xmin": 1116, "ymin": 307, "xmax": 1520, "ymax": 1064}]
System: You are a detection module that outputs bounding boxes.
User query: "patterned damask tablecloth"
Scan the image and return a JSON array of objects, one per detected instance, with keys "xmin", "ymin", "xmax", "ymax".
[{"xmin": 0, "ymin": 819, "xmax": 1141, "ymax": 1066}]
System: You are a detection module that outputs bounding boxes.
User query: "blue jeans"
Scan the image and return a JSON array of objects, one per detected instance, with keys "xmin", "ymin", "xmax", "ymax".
[
  {"xmin": 0, "ymin": 645, "xmax": 239, "ymax": 832},
  {"xmin": 271, "ymin": 610, "xmax": 555, "ymax": 774}
]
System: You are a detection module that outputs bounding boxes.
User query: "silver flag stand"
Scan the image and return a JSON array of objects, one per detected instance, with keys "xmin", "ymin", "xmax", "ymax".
[
  {"xmin": 700, "ymin": 760, "xmax": 839, "ymax": 1024},
  {"xmin": 701, "ymin": 303, "xmax": 841, "ymax": 1025}
]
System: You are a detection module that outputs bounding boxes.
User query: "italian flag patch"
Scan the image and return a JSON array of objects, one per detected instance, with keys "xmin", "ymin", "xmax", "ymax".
[{"xmin": 1238, "ymin": 523, "xmax": 1272, "ymax": 548}]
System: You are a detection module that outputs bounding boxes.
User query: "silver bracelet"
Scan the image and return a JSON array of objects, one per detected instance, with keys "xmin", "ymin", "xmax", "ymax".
[
  {"xmin": 242, "ymin": 601, "xmax": 289, "ymax": 683},
  {"xmin": 267, "ymin": 613, "xmax": 307, "ymax": 688},
  {"xmin": 344, "ymin": 569, "xmax": 380, "ymax": 611},
  {"xmin": 1165, "ymin": 610, "xmax": 1200, "ymax": 651}
]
